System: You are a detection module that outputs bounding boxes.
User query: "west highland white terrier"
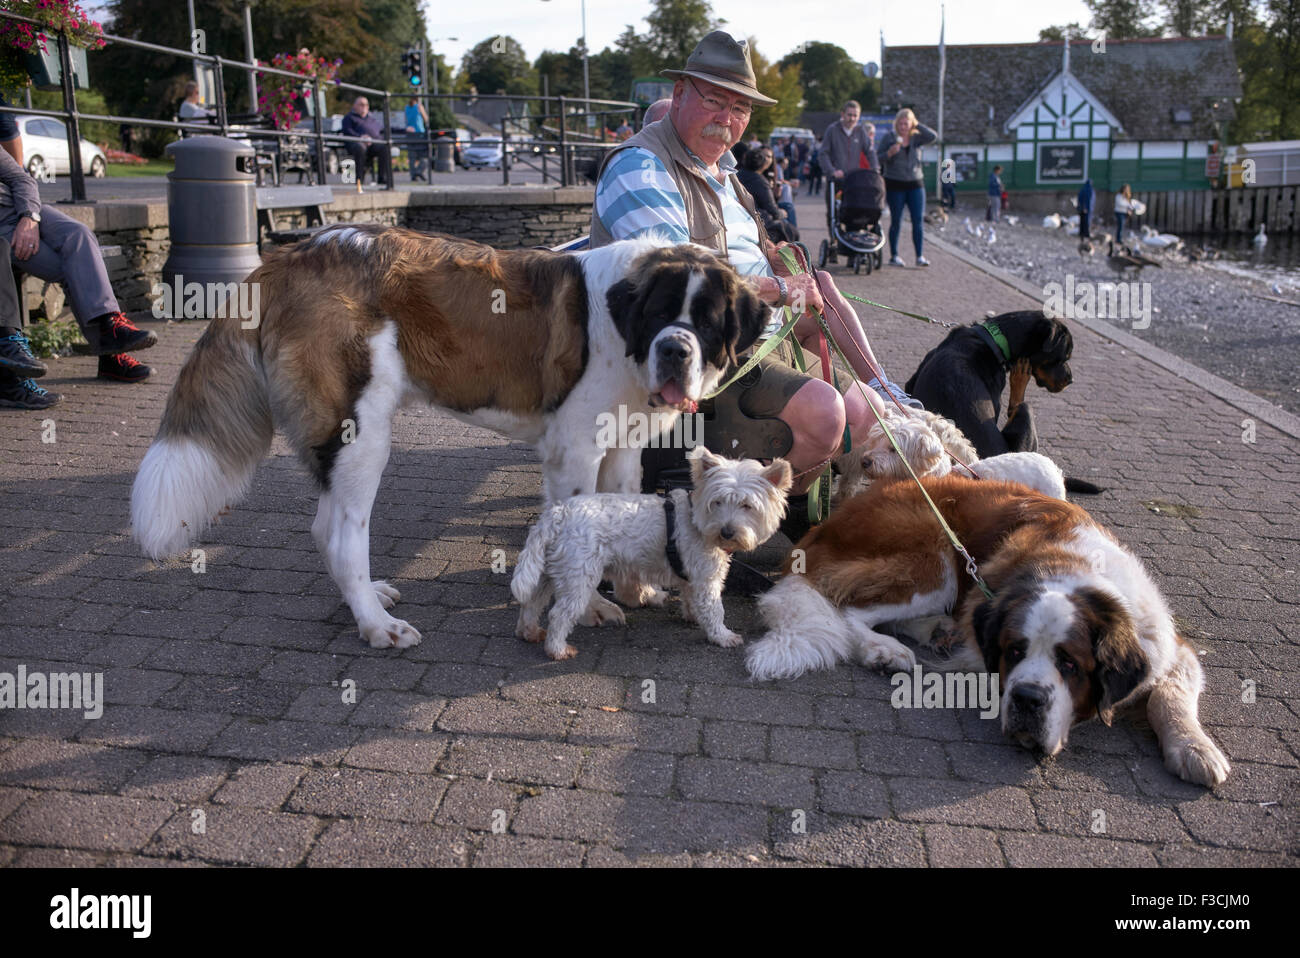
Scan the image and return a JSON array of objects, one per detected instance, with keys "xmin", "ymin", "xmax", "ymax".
[
  {"xmin": 834, "ymin": 405, "xmax": 1072, "ymax": 502},
  {"xmin": 511, "ymin": 449, "xmax": 794, "ymax": 660}
]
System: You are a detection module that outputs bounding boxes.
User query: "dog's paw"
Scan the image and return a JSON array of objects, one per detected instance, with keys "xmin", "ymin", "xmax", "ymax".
[
  {"xmin": 372, "ymin": 580, "xmax": 401, "ymax": 610},
  {"xmin": 642, "ymin": 586, "xmax": 670, "ymax": 608},
  {"xmin": 709, "ymin": 629, "xmax": 743, "ymax": 649},
  {"xmin": 518, "ymin": 623, "xmax": 547, "ymax": 644},
  {"xmin": 856, "ymin": 635, "xmax": 915, "ymax": 673},
  {"xmin": 361, "ymin": 616, "xmax": 422, "ymax": 650},
  {"xmin": 1165, "ymin": 734, "xmax": 1230, "ymax": 787},
  {"xmin": 546, "ymin": 640, "xmax": 579, "ymax": 660},
  {"xmin": 580, "ymin": 595, "xmax": 626, "ymax": 627}
]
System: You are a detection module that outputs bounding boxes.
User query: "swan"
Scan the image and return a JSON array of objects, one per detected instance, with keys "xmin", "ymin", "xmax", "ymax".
[
  {"xmin": 1042, "ymin": 213, "xmax": 1063, "ymax": 229},
  {"xmin": 1254, "ymin": 224, "xmax": 1268, "ymax": 248}
]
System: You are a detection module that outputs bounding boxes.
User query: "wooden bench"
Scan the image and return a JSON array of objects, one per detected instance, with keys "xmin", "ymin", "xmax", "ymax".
[
  {"xmin": 13, "ymin": 244, "xmax": 125, "ymax": 328},
  {"xmin": 255, "ymin": 185, "xmax": 333, "ymax": 248}
]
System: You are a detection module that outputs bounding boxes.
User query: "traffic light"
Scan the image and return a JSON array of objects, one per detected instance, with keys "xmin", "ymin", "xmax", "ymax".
[{"xmin": 407, "ymin": 48, "xmax": 423, "ymax": 87}]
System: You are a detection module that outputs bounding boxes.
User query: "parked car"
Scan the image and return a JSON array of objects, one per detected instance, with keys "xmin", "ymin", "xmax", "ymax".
[
  {"xmin": 17, "ymin": 116, "xmax": 107, "ymax": 179},
  {"xmin": 463, "ymin": 136, "xmax": 513, "ymax": 170}
]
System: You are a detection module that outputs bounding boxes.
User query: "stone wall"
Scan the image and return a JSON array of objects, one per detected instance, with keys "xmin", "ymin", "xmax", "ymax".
[{"xmin": 43, "ymin": 186, "xmax": 595, "ymax": 320}]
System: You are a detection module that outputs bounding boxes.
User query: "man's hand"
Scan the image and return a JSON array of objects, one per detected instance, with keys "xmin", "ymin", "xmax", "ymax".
[
  {"xmin": 833, "ymin": 169, "xmax": 844, "ymax": 180},
  {"xmin": 784, "ymin": 273, "xmax": 824, "ymax": 318},
  {"xmin": 13, "ymin": 216, "xmax": 39, "ymax": 261}
]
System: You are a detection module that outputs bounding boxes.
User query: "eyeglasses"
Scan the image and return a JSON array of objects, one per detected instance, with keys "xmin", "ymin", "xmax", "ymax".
[{"xmin": 688, "ymin": 77, "xmax": 753, "ymax": 121}]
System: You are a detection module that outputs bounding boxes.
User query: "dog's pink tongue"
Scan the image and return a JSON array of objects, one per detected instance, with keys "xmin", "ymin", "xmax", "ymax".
[{"xmin": 659, "ymin": 379, "xmax": 686, "ymax": 405}]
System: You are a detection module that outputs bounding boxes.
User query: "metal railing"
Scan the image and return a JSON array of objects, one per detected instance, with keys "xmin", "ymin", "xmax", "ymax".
[{"xmin": 0, "ymin": 10, "xmax": 637, "ymax": 199}]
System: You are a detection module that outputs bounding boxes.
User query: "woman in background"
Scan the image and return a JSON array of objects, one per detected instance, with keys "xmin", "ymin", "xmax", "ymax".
[
  {"xmin": 875, "ymin": 107, "xmax": 937, "ymax": 267},
  {"xmin": 1114, "ymin": 183, "xmax": 1134, "ymax": 245}
]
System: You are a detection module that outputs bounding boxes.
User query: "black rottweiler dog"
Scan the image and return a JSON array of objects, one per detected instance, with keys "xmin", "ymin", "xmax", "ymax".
[{"xmin": 905, "ymin": 310, "xmax": 1075, "ymax": 459}]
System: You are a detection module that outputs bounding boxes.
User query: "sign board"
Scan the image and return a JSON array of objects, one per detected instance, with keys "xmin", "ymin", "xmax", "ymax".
[
  {"xmin": 1036, "ymin": 142, "xmax": 1087, "ymax": 183},
  {"xmin": 1205, "ymin": 153, "xmax": 1221, "ymax": 179},
  {"xmin": 949, "ymin": 151, "xmax": 980, "ymax": 183}
]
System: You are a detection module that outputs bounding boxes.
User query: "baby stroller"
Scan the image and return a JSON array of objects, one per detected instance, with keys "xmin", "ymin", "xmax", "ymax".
[{"xmin": 819, "ymin": 168, "xmax": 886, "ymax": 274}]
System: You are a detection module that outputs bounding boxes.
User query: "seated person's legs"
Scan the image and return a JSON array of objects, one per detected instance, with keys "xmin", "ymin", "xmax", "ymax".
[
  {"xmin": 345, "ymin": 142, "xmax": 367, "ymax": 180},
  {"xmin": 367, "ymin": 143, "xmax": 391, "ymax": 183},
  {"xmin": 8, "ymin": 204, "xmax": 156, "ymax": 382},
  {"xmin": 0, "ymin": 236, "xmax": 60, "ymax": 410}
]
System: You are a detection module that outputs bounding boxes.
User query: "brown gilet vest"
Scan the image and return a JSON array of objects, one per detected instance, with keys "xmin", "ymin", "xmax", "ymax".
[{"xmin": 588, "ymin": 118, "xmax": 768, "ymax": 258}]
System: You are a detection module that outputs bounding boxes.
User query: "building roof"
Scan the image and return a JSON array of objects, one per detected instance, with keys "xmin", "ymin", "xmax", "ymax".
[{"xmin": 881, "ymin": 36, "xmax": 1242, "ymax": 142}]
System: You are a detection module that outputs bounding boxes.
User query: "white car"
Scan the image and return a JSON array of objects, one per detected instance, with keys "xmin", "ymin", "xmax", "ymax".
[
  {"xmin": 463, "ymin": 136, "xmax": 512, "ymax": 170},
  {"xmin": 17, "ymin": 116, "xmax": 107, "ymax": 180}
]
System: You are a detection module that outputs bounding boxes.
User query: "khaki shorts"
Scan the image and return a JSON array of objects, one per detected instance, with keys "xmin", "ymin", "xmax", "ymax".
[{"xmin": 697, "ymin": 335, "xmax": 813, "ymax": 460}]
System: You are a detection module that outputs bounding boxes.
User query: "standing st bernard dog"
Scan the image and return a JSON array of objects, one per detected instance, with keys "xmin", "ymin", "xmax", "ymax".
[
  {"xmin": 132, "ymin": 225, "xmax": 767, "ymax": 650},
  {"xmin": 746, "ymin": 476, "xmax": 1230, "ymax": 786}
]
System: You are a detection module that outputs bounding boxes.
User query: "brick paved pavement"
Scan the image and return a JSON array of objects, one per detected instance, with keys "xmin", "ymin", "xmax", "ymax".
[{"xmin": 0, "ymin": 201, "xmax": 1296, "ymax": 867}]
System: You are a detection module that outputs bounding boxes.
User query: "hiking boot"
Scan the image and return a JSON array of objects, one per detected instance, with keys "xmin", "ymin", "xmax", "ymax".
[
  {"xmin": 98, "ymin": 352, "xmax": 152, "ymax": 383},
  {"xmin": 91, "ymin": 312, "xmax": 157, "ymax": 355},
  {"xmin": 0, "ymin": 374, "xmax": 61, "ymax": 409},
  {"xmin": 0, "ymin": 327, "xmax": 46, "ymax": 378}
]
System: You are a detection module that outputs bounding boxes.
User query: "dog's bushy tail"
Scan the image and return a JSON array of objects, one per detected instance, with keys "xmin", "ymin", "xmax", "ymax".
[
  {"xmin": 132, "ymin": 315, "xmax": 272, "ymax": 560},
  {"xmin": 746, "ymin": 575, "xmax": 856, "ymax": 680},
  {"xmin": 511, "ymin": 511, "xmax": 557, "ymax": 605}
]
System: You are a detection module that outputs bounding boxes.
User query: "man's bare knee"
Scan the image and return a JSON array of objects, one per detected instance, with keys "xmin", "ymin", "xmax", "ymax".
[{"xmin": 782, "ymin": 380, "xmax": 846, "ymax": 457}]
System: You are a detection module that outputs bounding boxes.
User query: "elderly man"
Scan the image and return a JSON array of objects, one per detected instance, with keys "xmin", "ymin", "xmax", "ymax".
[
  {"xmin": 341, "ymin": 97, "xmax": 391, "ymax": 185},
  {"xmin": 819, "ymin": 100, "xmax": 877, "ymax": 263},
  {"xmin": 591, "ymin": 31, "xmax": 918, "ymax": 531}
]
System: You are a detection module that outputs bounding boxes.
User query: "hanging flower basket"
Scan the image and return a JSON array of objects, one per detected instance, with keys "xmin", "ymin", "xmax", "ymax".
[
  {"xmin": 0, "ymin": 1, "xmax": 105, "ymax": 91},
  {"xmin": 25, "ymin": 34, "xmax": 89, "ymax": 90},
  {"xmin": 257, "ymin": 50, "xmax": 343, "ymax": 130}
]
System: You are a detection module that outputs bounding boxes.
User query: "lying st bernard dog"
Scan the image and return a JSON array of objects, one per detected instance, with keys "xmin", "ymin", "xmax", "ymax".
[
  {"xmin": 132, "ymin": 226, "xmax": 767, "ymax": 650},
  {"xmin": 746, "ymin": 476, "xmax": 1230, "ymax": 786}
]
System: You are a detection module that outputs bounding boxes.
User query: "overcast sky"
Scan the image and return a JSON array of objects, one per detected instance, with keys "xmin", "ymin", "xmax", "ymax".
[{"xmin": 421, "ymin": 0, "xmax": 1097, "ymax": 70}]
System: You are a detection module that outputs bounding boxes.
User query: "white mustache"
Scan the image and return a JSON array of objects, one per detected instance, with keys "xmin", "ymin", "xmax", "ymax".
[{"xmin": 701, "ymin": 122, "xmax": 733, "ymax": 144}]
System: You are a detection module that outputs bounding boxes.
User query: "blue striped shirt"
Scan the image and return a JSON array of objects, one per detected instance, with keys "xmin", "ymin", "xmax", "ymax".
[{"xmin": 595, "ymin": 146, "xmax": 781, "ymax": 337}]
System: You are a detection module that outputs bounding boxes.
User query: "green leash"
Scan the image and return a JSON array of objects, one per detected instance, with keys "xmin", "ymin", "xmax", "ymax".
[{"xmin": 775, "ymin": 246, "xmax": 996, "ymax": 601}]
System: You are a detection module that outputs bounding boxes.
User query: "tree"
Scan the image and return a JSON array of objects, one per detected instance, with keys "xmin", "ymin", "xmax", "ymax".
[
  {"xmin": 1083, "ymin": 0, "xmax": 1161, "ymax": 37},
  {"xmin": 746, "ymin": 40, "xmax": 801, "ymax": 141},
  {"xmin": 349, "ymin": 0, "xmax": 429, "ymax": 95},
  {"xmin": 1039, "ymin": 22, "xmax": 1087, "ymax": 40},
  {"xmin": 1157, "ymin": 0, "xmax": 1217, "ymax": 35},
  {"xmin": 460, "ymin": 35, "xmax": 537, "ymax": 95},
  {"xmin": 642, "ymin": 0, "xmax": 723, "ymax": 66},
  {"xmin": 779, "ymin": 42, "xmax": 866, "ymax": 113}
]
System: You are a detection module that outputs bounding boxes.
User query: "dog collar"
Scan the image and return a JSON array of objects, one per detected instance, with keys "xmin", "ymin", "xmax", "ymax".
[
  {"xmin": 663, "ymin": 495, "xmax": 689, "ymax": 582},
  {"xmin": 975, "ymin": 320, "xmax": 1012, "ymax": 366}
]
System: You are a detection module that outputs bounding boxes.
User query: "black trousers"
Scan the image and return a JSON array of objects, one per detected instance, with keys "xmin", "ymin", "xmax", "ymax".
[
  {"xmin": 346, "ymin": 142, "xmax": 391, "ymax": 184},
  {"xmin": 0, "ymin": 238, "xmax": 23, "ymax": 330}
]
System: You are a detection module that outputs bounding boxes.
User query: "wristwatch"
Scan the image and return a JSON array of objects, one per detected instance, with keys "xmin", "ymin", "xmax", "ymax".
[
  {"xmin": 20, "ymin": 210, "xmax": 40, "ymax": 224},
  {"xmin": 773, "ymin": 275, "xmax": 789, "ymax": 307}
]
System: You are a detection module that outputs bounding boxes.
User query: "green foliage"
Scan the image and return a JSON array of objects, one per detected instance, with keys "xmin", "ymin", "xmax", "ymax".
[
  {"xmin": 779, "ymin": 42, "xmax": 864, "ymax": 113},
  {"xmin": 747, "ymin": 41, "xmax": 801, "ymax": 141},
  {"xmin": 349, "ymin": 0, "xmax": 429, "ymax": 94},
  {"xmin": 24, "ymin": 318, "xmax": 85, "ymax": 358},
  {"xmin": 31, "ymin": 87, "xmax": 115, "ymax": 148},
  {"xmin": 641, "ymin": 0, "xmax": 722, "ymax": 65},
  {"xmin": 460, "ymin": 35, "xmax": 537, "ymax": 95},
  {"xmin": 1039, "ymin": 22, "xmax": 1088, "ymax": 40}
]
